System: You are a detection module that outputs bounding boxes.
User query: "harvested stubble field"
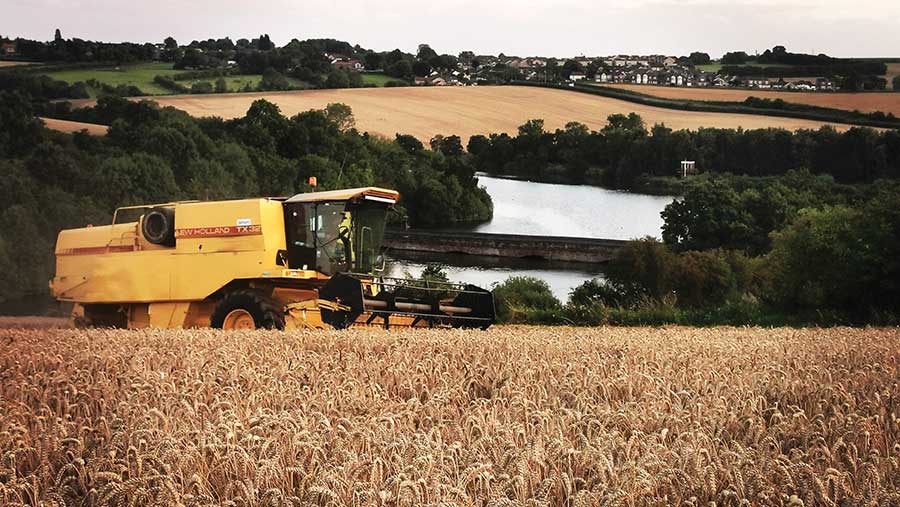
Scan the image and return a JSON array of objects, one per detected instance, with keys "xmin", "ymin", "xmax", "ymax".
[
  {"xmin": 38, "ymin": 117, "xmax": 109, "ymax": 136},
  {"xmin": 2, "ymin": 326, "xmax": 900, "ymax": 506},
  {"xmin": 605, "ymin": 84, "xmax": 900, "ymax": 117},
  {"xmin": 142, "ymin": 86, "xmax": 856, "ymax": 143}
]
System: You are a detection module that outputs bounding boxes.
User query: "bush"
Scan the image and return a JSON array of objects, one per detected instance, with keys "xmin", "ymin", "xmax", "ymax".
[
  {"xmin": 190, "ymin": 82, "xmax": 214, "ymax": 94},
  {"xmin": 492, "ymin": 276, "xmax": 561, "ymax": 323},
  {"xmin": 259, "ymin": 68, "xmax": 290, "ymax": 91},
  {"xmin": 153, "ymin": 75, "xmax": 189, "ymax": 93}
]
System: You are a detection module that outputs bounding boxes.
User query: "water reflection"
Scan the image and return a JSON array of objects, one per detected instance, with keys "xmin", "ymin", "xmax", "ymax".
[{"xmin": 471, "ymin": 174, "xmax": 675, "ymax": 239}]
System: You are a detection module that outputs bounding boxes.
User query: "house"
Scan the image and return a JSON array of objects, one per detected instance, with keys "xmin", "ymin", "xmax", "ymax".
[
  {"xmin": 569, "ymin": 72, "xmax": 586, "ymax": 82},
  {"xmin": 669, "ymin": 74, "xmax": 685, "ymax": 86},
  {"xmin": 596, "ymin": 72, "xmax": 610, "ymax": 83},
  {"xmin": 663, "ymin": 56, "xmax": 678, "ymax": 67},
  {"xmin": 816, "ymin": 77, "xmax": 836, "ymax": 90},
  {"xmin": 332, "ymin": 59, "xmax": 363, "ymax": 71},
  {"xmin": 414, "ymin": 76, "xmax": 428, "ymax": 85},
  {"xmin": 746, "ymin": 78, "xmax": 771, "ymax": 88},
  {"xmin": 0, "ymin": 42, "xmax": 16, "ymax": 57},
  {"xmin": 786, "ymin": 80, "xmax": 815, "ymax": 91}
]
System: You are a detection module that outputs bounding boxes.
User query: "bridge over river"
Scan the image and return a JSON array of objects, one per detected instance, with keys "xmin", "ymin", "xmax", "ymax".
[{"xmin": 384, "ymin": 230, "xmax": 628, "ymax": 264}]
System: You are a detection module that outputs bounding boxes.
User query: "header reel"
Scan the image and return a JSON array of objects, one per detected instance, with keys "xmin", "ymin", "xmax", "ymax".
[{"xmin": 319, "ymin": 273, "xmax": 495, "ymax": 330}]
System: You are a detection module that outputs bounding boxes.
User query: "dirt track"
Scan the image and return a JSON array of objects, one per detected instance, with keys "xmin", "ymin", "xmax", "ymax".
[
  {"xmin": 606, "ymin": 84, "xmax": 900, "ymax": 116},
  {"xmin": 144, "ymin": 86, "xmax": 858, "ymax": 142}
]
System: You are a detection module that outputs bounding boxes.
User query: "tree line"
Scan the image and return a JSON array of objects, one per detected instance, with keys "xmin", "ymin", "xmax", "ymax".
[
  {"xmin": 467, "ymin": 114, "xmax": 900, "ymax": 191},
  {"xmin": 3, "ymin": 30, "xmax": 157, "ymax": 64},
  {"xmin": 0, "ymin": 92, "xmax": 492, "ymax": 303}
]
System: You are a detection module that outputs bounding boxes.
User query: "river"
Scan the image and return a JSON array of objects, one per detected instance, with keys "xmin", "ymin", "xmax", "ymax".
[{"xmin": 388, "ymin": 175, "xmax": 676, "ymax": 301}]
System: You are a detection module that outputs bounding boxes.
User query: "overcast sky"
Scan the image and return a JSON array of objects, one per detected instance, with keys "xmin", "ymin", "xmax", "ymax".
[{"xmin": 4, "ymin": 0, "xmax": 898, "ymax": 58}]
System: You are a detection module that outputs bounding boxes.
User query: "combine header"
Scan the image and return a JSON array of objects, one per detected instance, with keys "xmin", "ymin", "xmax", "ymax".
[{"xmin": 50, "ymin": 187, "xmax": 495, "ymax": 330}]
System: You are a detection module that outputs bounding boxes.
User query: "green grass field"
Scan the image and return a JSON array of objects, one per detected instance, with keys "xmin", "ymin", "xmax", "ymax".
[
  {"xmin": 361, "ymin": 72, "xmax": 395, "ymax": 86},
  {"xmin": 40, "ymin": 62, "xmax": 288, "ymax": 96},
  {"xmin": 43, "ymin": 62, "xmax": 179, "ymax": 95}
]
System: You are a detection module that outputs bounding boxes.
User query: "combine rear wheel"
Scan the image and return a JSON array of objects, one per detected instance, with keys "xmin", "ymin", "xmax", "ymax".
[{"xmin": 211, "ymin": 290, "xmax": 285, "ymax": 330}]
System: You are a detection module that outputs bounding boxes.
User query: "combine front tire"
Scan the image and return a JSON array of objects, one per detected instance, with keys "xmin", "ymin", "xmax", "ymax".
[{"xmin": 211, "ymin": 290, "xmax": 285, "ymax": 330}]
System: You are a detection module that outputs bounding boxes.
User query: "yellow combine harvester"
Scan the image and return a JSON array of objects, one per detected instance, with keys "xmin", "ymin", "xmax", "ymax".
[{"xmin": 50, "ymin": 187, "xmax": 495, "ymax": 330}]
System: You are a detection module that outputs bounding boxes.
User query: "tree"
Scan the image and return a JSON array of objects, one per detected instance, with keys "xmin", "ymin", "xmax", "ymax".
[
  {"xmin": 467, "ymin": 135, "xmax": 490, "ymax": 156},
  {"xmin": 214, "ymin": 77, "xmax": 228, "ymax": 93},
  {"xmin": 325, "ymin": 69, "xmax": 350, "ymax": 89},
  {"xmin": 176, "ymin": 48, "xmax": 207, "ymax": 69},
  {"xmin": 721, "ymin": 51, "xmax": 749, "ymax": 64},
  {"xmin": 164, "ymin": 36, "xmax": 177, "ymax": 49},
  {"xmin": 661, "ymin": 179, "xmax": 753, "ymax": 252},
  {"xmin": 54, "ymin": 29, "xmax": 63, "ymax": 42},
  {"xmin": 363, "ymin": 52, "xmax": 383, "ymax": 70},
  {"xmin": 417, "ymin": 44, "xmax": 438, "ymax": 61},
  {"xmin": 324, "ymin": 103, "xmax": 355, "ymax": 131},
  {"xmin": 385, "ymin": 60, "xmax": 412, "ymax": 80},
  {"xmin": 259, "ymin": 68, "xmax": 290, "ymax": 91},
  {"xmin": 688, "ymin": 52, "xmax": 711, "ymax": 65},
  {"xmin": 603, "ymin": 113, "xmax": 645, "ymax": 133},
  {"xmin": 893, "ymin": 75, "xmax": 900, "ymax": 91},
  {"xmin": 430, "ymin": 135, "xmax": 464, "ymax": 157},
  {"xmin": 412, "ymin": 60, "xmax": 431, "ymax": 77},
  {"xmin": 561, "ymin": 59, "xmax": 584, "ymax": 79},
  {"xmin": 257, "ymin": 34, "xmax": 275, "ymax": 51},
  {"xmin": 395, "ymin": 134, "xmax": 423, "ymax": 154}
]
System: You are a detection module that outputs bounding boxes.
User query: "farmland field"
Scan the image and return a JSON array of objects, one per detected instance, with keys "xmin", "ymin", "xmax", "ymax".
[
  {"xmin": 605, "ymin": 83, "xmax": 900, "ymax": 116},
  {"xmin": 2, "ymin": 325, "xmax": 899, "ymax": 505},
  {"xmin": 0, "ymin": 60, "xmax": 33, "ymax": 67},
  {"xmin": 42, "ymin": 62, "xmax": 181, "ymax": 95},
  {"xmin": 141, "ymin": 86, "xmax": 859, "ymax": 143},
  {"xmin": 38, "ymin": 62, "xmax": 290, "ymax": 96},
  {"xmin": 39, "ymin": 117, "xmax": 109, "ymax": 135}
]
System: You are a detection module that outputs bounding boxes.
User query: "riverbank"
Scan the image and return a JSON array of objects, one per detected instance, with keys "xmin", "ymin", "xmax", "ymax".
[{"xmin": 478, "ymin": 171, "xmax": 686, "ymax": 195}]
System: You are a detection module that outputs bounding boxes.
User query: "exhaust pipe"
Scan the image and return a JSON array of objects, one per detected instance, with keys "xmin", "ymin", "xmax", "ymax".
[{"xmin": 318, "ymin": 273, "xmax": 495, "ymax": 330}]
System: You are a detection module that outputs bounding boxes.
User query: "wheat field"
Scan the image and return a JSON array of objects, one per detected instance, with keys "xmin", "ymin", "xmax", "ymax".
[
  {"xmin": 604, "ymin": 84, "xmax": 900, "ymax": 117},
  {"xmin": 2, "ymin": 325, "xmax": 899, "ymax": 506},
  {"xmin": 140, "ymin": 86, "xmax": 858, "ymax": 142},
  {"xmin": 39, "ymin": 117, "xmax": 109, "ymax": 136}
]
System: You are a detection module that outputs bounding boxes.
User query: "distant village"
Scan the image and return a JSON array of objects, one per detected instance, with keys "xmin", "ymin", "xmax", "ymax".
[
  {"xmin": 0, "ymin": 37, "xmax": 845, "ymax": 92},
  {"xmin": 325, "ymin": 50, "xmax": 838, "ymax": 91}
]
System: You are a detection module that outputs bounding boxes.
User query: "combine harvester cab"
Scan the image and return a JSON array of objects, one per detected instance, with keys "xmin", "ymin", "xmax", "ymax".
[{"xmin": 50, "ymin": 187, "xmax": 495, "ymax": 330}]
